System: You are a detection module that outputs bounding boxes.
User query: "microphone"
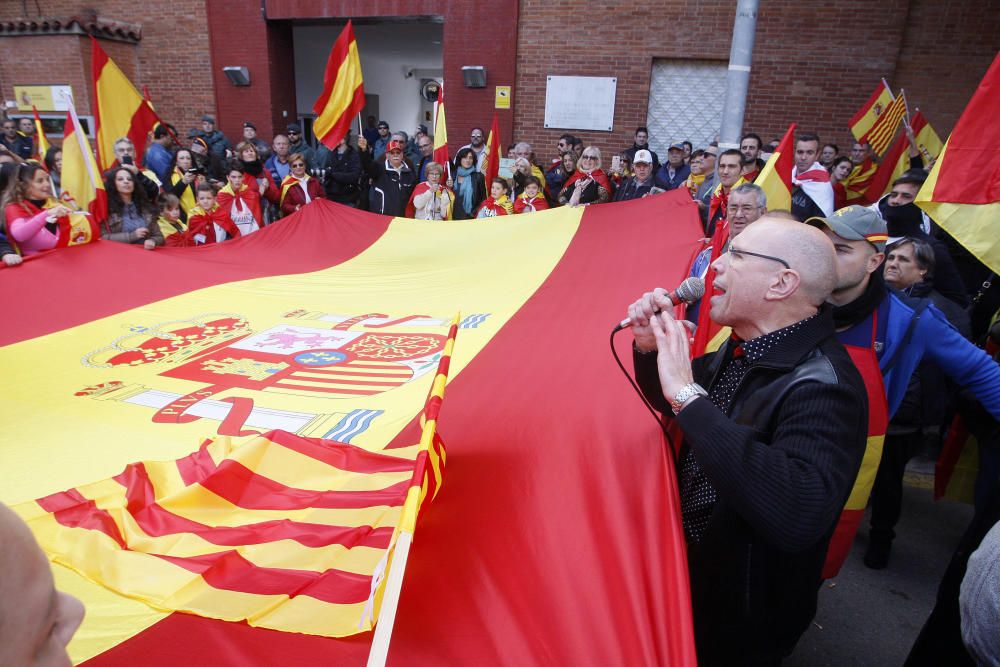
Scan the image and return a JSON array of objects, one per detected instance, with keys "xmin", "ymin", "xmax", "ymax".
[{"xmin": 614, "ymin": 276, "xmax": 705, "ymax": 332}]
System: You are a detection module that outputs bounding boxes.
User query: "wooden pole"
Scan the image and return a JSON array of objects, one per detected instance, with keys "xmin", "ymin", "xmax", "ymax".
[{"xmin": 366, "ymin": 531, "xmax": 413, "ymax": 667}]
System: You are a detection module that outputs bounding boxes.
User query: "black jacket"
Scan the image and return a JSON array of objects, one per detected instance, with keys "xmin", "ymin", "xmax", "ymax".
[
  {"xmin": 451, "ymin": 171, "xmax": 487, "ymax": 220},
  {"xmin": 635, "ymin": 308, "xmax": 868, "ymax": 665},
  {"xmin": 323, "ymin": 146, "xmax": 362, "ymax": 205},
  {"xmin": 359, "ymin": 151, "xmax": 417, "ymax": 216}
]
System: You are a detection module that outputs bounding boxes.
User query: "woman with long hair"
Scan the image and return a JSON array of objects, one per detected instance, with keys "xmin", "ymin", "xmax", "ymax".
[
  {"xmin": 44, "ymin": 146, "xmax": 63, "ymax": 199},
  {"xmin": 2, "ymin": 162, "xmax": 80, "ymax": 256},
  {"xmin": 166, "ymin": 148, "xmax": 204, "ymax": 221},
  {"xmin": 828, "ymin": 156, "xmax": 854, "ymax": 211},
  {"xmin": 236, "ymin": 141, "xmax": 280, "ymax": 220},
  {"xmin": 559, "ymin": 146, "xmax": 613, "ymax": 206},
  {"xmin": 102, "ymin": 166, "xmax": 163, "ymax": 249},
  {"xmin": 450, "ymin": 147, "xmax": 486, "ymax": 220}
]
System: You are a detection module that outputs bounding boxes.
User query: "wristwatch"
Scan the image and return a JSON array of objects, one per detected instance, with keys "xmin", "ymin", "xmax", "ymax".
[{"xmin": 670, "ymin": 383, "xmax": 708, "ymax": 414}]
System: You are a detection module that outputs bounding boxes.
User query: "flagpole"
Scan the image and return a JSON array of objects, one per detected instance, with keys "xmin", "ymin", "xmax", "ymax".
[
  {"xmin": 900, "ymin": 88, "xmax": 912, "ymax": 130},
  {"xmin": 881, "ymin": 77, "xmax": 895, "ymax": 101},
  {"xmin": 366, "ymin": 531, "xmax": 413, "ymax": 667}
]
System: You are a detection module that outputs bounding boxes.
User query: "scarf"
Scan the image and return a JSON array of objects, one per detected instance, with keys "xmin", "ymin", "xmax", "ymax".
[
  {"xmin": 279, "ymin": 174, "xmax": 311, "ymax": 208},
  {"xmin": 242, "ymin": 159, "xmax": 264, "ymax": 177},
  {"xmin": 707, "ymin": 177, "xmax": 745, "ymax": 235},
  {"xmin": 563, "ymin": 168, "xmax": 612, "ymax": 194},
  {"xmin": 685, "ymin": 172, "xmax": 706, "ymax": 198},
  {"xmin": 455, "ymin": 165, "xmax": 476, "ymax": 213},
  {"xmin": 477, "ymin": 195, "xmax": 512, "ymax": 217},
  {"xmin": 832, "ymin": 270, "xmax": 887, "ymax": 329},
  {"xmin": 879, "ymin": 200, "xmax": 927, "ymax": 238},
  {"xmin": 792, "ymin": 161, "xmax": 834, "ymax": 215}
]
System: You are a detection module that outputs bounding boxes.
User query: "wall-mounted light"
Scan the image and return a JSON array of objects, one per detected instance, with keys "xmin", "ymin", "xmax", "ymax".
[
  {"xmin": 461, "ymin": 66, "xmax": 486, "ymax": 88},
  {"xmin": 223, "ymin": 66, "xmax": 250, "ymax": 86}
]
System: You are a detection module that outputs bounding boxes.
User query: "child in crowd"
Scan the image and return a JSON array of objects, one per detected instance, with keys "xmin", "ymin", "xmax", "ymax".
[
  {"xmin": 216, "ymin": 162, "xmax": 264, "ymax": 236},
  {"xmin": 186, "ymin": 183, "xmax": 238, "ymax": 245},
  {"xmin": 476, "ymin": 177, "xmax": 514, "ymax": 218},
  {"xmin": 513, "ymin": 177, "xmax": 549, "ymax": 214},
  {"xmin": 156, "ymin": 194, "xmax": 187, "ymax": 244}
]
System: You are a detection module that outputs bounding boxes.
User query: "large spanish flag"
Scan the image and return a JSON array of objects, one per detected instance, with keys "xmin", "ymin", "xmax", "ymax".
[
  {"xmin": 849, "ymin": 79, "xmax": 894, "ymax": 143},
  {"xmin": 917, "ymin": 51, "xmax": 1000, "ymax": 274},
  {"xmin": 59, "ymin": 98, "xmax": 107, "ymax": 235},
  {"xmin": 313, "ymin": 21, "xmax": 366, "ymax": 150},
  {"xmin": 755, "ymin": 123, "xmax": 797, "ymax": 212},
  {"xmin": 1, "ymin": 192, "xmax": 702, "ymax": 665},
  {"xmin": 91, "ymin": 37, "xmax": 161, "ymax": 173}
]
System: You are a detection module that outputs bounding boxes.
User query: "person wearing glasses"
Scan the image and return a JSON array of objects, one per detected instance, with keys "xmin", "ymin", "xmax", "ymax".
[
  {"xmin": 558, "ymin": 147, "xmax": 613, "ymax": 206},
  {"xmin": 285, "ymin": 123, "xmax": 315, "ymax": 170},
  {"xmin": 279, "ymin": 152, "xmax": 326, "ymax": 217},
  {"xmin": 627, "ymin": 216, "xmax": 869, "ymax": 665}
]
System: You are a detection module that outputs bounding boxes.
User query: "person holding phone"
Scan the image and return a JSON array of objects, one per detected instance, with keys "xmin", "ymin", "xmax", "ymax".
[{"xmin": 166, "ymin": 148, "xmax": 205, "ymax": 221}]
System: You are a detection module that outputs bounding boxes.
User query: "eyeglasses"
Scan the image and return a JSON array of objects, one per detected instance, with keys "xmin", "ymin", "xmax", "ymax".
[
  {"xmin": 728, "ymin": 246, "xmax": 791, "ymax": 270},
  {"xmin": 288, "ymin": 131, "xmax": 300, "ymax": 135},
  {"xmin": 291, "ymin": 163, "xmax": 305, "ymax": 168},
  {"xmin": 581, "ymin": 154, "xmax": 598, "ymax": 160}
]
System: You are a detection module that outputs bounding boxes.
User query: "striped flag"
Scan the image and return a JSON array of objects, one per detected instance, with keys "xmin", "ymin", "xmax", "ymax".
[
  {"xmin": 313, "ymin": 21, "xmax": 366, "ymax": 150},
  {"xmin": 483, "ymin": 112, "xmax": 501, "ymax": 183},
  {"xmin": 849, "ymin": 79, "xmax": 894, "ymax": 143},
  {"xmin": 861, "ymin": 91, "xmax": 907, "ymax": 156},
  {"xmin": 91, "ymin": 37, "xmax": 162, "ymax": 172},
  {"xmin": 432, "ymin": 80, "xmax": 449, "ymax": 173},
  {"xmin": 844, "ymin": 156, "xmax": 879, "ymax": 205},
  {"xmin": 31, "ymin": 105, "xmax": 50, "ymax": 163},
  {"xmin": 862, "ymin": 111, "xmax": 942, "ymax": 203},
  {"xmin": 59, "ymin": 97, "xmax": 107, "ymax": 236},
  {"xmin": 917, "ymin": 51, "xmax": 1000, "ymax": 274},
  {"xmin": 755, "ymin": 123, "xmax": 797, "ymax": 212}
]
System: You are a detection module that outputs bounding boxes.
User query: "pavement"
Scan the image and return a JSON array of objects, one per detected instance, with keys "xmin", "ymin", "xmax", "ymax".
[{"xmin": 788, "ymin": 457, "xmax": 975, "ymax": 665}]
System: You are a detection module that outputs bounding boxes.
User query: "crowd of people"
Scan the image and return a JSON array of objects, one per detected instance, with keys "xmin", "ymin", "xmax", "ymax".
[{"xmin": 2, "ymin": 107, "xmax": 999, "ymax": 665}]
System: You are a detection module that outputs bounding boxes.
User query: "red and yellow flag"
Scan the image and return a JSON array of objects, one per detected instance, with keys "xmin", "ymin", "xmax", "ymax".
[
  {"xmin": 432, "ymin": 80, "xmax": 449, "ymax": 173},
  {"xmin": 849, "ymin": 79, "xmax": 894, "ymax": 143},
  {"xmin": 917, "ymin": 51, "xmax": 1000, "ymax": 274},
  {"xmin": 755, "ymin": 123, "xmax": 797, "ymax": 212},
  {"xmin": 863, "ymin": 111, "xmax": 942, "ymax": 203},
  {"xmin": 31, "ymin": 105, "xmax": 50, "ymax": 162},
  {"xmin": 313, "ymin": 21, "xmax": 366, "ymax": 150},
  {"xmin": 483, "ymin": 112, "xmax": 501, "ymax": 183},
  {"xmin": 91, "ymin": 37, "xmax": 161, "ymax": 173},
  {"xmin": 59, "ymin": 98, "xmax": 107, "ymax": 235},
  {"xmin": 844, "ymin": 156, "xmax": 879, "ymax": 205},
  {"xmin": 861, "ymin": 91, "xmax": 907, "ymax": 156}
]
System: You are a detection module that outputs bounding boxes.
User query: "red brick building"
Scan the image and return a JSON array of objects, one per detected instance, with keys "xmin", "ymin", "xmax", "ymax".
[{"xmin": 0, "ymin": 1, "xmax": 995, "ymax": 160}]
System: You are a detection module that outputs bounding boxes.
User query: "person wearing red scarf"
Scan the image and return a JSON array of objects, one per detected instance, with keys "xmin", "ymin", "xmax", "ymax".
[
  {"xmin": 279, "ymin": 152, "xmax": 325, "ymax": 217},
  {"xmin": 513, "ymin": 177, "xmax": 549, "ymax": 214},
  {"xmin": 707, "ymin": 150, "xmax": 744, "ymax": 236},
  {"xmin": 216, "ymin": 162, "xmax": 264, "ymax": 236},
  {"xmin": 180, "ymin": 183, "xmax": 240, "ymax": 246},
  {"xmin": 476, "ymin": 178, "xmax": 514, "ymax": 217},
  {"xmin": 558, "ymin": 147, "xmax": 613, "ymax": 206}
]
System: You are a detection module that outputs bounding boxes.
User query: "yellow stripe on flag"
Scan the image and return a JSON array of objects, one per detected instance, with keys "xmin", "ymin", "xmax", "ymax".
[{"xmin": 314, "ymin": 40, "xmax": 363, "ymax": 140}]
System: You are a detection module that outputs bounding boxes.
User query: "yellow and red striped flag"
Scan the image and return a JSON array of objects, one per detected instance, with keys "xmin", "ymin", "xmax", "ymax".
[
  {"xmin": 861, "ymin": 90, "xmax": 907, "ymax": 156},
  {"xmin": 849, "ymin": 79, "xmax": 894, "ymax": 143},
  {"xmin": 313, "ymin": 21, "xmax": 366, "ymax": 150},
  {"xmin": 483, "ymin": 112, "xmax": 501, "ymax": 183},
  {"xmin": 432, "ymin": 80, "xmax": 449, "ymax": 173},
  {"xmin": 754, "ymin": 123, "xmax": 796, "ymax": 212},
  {"xmin": 59, "ymin": 97, "xmax": 107, "ymax": 236},
  {"xmin": 844, "ymin": 155, "xmax": 879, "ymax": 205},
  {"xmin": 917, "ymin": 51, "xmax": 1000, "ymax": 274},
  {"xmin": 91, "ymin": 37, "xmax": 161, "ymax": 172},
  {"xmin": 862, "ymin": 111, "xmax": 942, "ymax": 203},
  {"xmin": 31, "ymin": 105, "xmax": 50, "ymax": 163}
]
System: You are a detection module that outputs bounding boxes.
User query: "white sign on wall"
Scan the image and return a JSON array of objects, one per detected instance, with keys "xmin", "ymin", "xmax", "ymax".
[{"xmin": 544, "ymin": 76, "xmax": 617, "ymax": 132}]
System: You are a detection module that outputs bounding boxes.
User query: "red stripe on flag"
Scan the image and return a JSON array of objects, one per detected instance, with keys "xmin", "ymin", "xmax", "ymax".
[
  {"xmin": 317, "ymin": 86, "xmax": 366, "ymax": 151},
  {"xmin": 312, "ymin": 22, "xmax": 356, "ymax": 116},
  {"xmin": 271, "ymin": 382, "xmax": 382, "ymax": 395},
  {"xmin": 285, "ymin": 374, "xmax": 408, "ymax": 387},
  {"xmin": 36, "ymin": 489, "xmax": 128, "ymax": 548},
  {"xmin": 176, "ymin": 438, "xmax": 223, "ymax": 486},
  {"xmin": 265, "ymin": 429, "xmax": 418, "ymax": 473}
]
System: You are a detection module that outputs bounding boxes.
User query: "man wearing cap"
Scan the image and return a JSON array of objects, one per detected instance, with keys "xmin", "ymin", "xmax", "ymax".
[
  {"xmin": 373, "ymin": 121, "xmax": 391, "ymax": 159},
  {"xmin": 356, "ymin": 135, "xmax": 416, "ymax": 216},
  {"xmin": 286, "ymin": 123, "xmax": 315, "ymax": 170},
  {"xmin": 807, "ymin": 206, "xmax": 1000, "ymax": 572},
  {"xmin": 243, "ymin": 121, "xmax": 271, "ymax": 161},
  {"xmin": 654, "ymin": 143, "xmax": 691, "ymax": 191},
  {"xmin": 613, "ymin": 149, "xmax": 656, "ymax": 202},
  {"xmin": 628, "ymin": 217, "xmax": 869, "ymax": 664},
  {"xmin": 199, "ymin": 115, "xmax": 231, "ymax": 160},
  {"xmin": 622, "ymin": 127, "xmax": 661, "ymax": 172}
]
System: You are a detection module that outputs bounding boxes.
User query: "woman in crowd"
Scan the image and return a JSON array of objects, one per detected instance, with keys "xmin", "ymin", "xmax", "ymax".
[
  {"xmin": 279, "ymin": 152, "xmax": 326, "ymax": 217},
  {"xmin": 235, "ymin": 141, "xmax": 280, "ymax": 224},
  {"xmin": 216, "ymin": 160, "xmax": 264, "ymax": 236},
  {"xmin": 407, "ymin": 162, "xmax": 453, "ymax": 220},
  {"xmin": 556, "ymin": 151, "xmax": 578, "ymax": 206},
  {"xmin": 450, "ymin": 147, "xmax": 486, "ymax": 220},
  {"xmin": 44, "ymin": 147, "xmax": 62, "ymax": 199},
  {"xmin": 166, "ymin": 148, "xmax": 204, "ymax": 221},
  {"xmin": 829, "ymin": 156, "xmax": 854, "ymax": 211},
  {"xmin": 681, "ymin": 141, "xmax": 693, "ymax": 164},
  {"xmin": 324, "ymin": 132, "xmax": 362, "ymax": 207},
  {"xmin": 102, "ymin": 167, "xmax": 163, "ymax": 249},
  {"xmin": 2, "ymin": 162, "xmax": 76, "ymax": 257},
  {"xmin": 559, "ymin": 147, "xmax": 613, "ymax": 206},
  {"xmin": 476, "ymin": 177, "xmax": 514, "ymax": 217},
  {"xmin": 684, "ymin": 149, "xmax": 706, "ymax": 198}
]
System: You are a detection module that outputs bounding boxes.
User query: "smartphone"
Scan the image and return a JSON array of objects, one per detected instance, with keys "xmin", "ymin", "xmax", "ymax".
[
  {"xmin": 611, "ymin": 155, "xmax": 622, "ymax": 172},
  {"xmin": 121, "ymin": 155, "xmax": 134, "ymax": 165}
]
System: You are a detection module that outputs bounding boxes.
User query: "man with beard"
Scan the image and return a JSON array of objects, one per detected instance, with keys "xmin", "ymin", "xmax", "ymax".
[
  {"xmin": 623, "ymin": 126, "xmax": 660, "ymax": 172},
  {"xmin": 739, "ymin": 133, "xmax": 765, "ymax": 182},
  {"xmin": 460, "ymin": 127, "xmax": 488, "ymax": 173}
]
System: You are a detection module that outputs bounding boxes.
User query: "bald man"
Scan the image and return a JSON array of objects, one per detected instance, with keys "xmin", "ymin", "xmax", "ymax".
[
  {"xmin": 0, "ymin": 503, "xmax": 85, "ymax": 666},
  {"xmin": 627, "ymin": 218, "xmax": 868, "ymax": 664}
]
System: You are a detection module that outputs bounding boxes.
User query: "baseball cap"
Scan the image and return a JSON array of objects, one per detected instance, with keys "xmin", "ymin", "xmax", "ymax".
[
  {"xmin": 386, "ymin": 140, "xmax": 405, "ymax": 154},
  {"xmin": 633, "ymin": 149, "xmax": 653, "ymax": 165},
  {"xmin": 201, "ymin": 115, "xmax": 215, "ymax": 124},
  {"xmin": 668, "ymin": 142, "xmax": 685, "ymax": 151},
  {"xmin": 416, "ymin": 124, "xmax": 428, "ymax": 135},
  {"xmin": 806, "ymin": 205, "xmax": 888, "ymax": 251},
  {"xmin": 377, "ymin": 121, "xmax": 389, "ymax": 129},
  {"xmin": 286, "ymin": 123, "xmax": 301, "ymax": 133},
  {"xmin": 243, "ymin": 121, "xmax": 256, "ymax": 130}
]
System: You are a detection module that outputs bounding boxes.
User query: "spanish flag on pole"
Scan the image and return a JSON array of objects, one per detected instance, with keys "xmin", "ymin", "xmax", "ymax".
[
  {"xmin": 861, "ymin": 91, "xmax": 907, "ymax": 157},
  {"xmin": 31, "ymin": 105, "xmax": 50, "ymax": 163},
  {"xmin": 917, "ymin": 51, "xmax": 1000, "ymax": 274},
  {"xmin": 432, "ymin": 80, "xmax": 449, "ymax": 171},
  {"xmin": 863, "ymin": 111, "xmax": 942, "ymax": 203},
  {"xmin": 482, "ymin": 112, "xmax": 501, "ymax": 183},
  {"xmin": 754, "ymin": 123, "xmax": 796, "ymax": 212},
  {"xmin": 849, "ymin": 79, "xmax": 894, "ymax": 143},
  {"xmin": 313, "ymin": 21, "xmax": 366, "ymax": 150},
  {"xmin": 91, "ymin": 37, "xmax": 161, "ymax": 173},
  {"xmin": 59, "ymin": 97, "xmax": 107, "ymax": 235}
]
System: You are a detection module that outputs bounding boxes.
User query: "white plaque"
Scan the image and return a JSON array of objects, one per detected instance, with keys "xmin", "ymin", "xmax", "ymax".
[{"xmin": 544, "ymin": 76, "xmax": 617, "ymax": 132}]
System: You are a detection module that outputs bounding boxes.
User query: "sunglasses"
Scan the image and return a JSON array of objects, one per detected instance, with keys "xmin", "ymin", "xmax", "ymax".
[
  {"xmin": 291, "ymin": 163, "xmax": 305, "ymax": 168},
  {"xmin": 288, "ymin": 131, "xmax": 300, "ymax": 135},
  {"xmin": 582, "ymin": 154, "xmax": 598, "ymax": 159}
]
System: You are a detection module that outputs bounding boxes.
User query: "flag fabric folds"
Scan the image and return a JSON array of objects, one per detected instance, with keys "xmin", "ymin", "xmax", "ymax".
[
  {"xmin": 1, "ymin": 193, "xmax": 702, "ymax": 666},
  {"xmin": 91, "ymin": 37, "xmax": 161, "ymax": 173},
  {"xmin": 916, "ymin": 51, "xmax": 1000, "ymax": 274},
  {"xmin": 844, "ymin": 157, "xmax": 879, "ymax": 205},
  {"xmin": 863, "ymin": 111, "xmax": 942, "ymax": 203},
  {"xmin": 32, "ymin": 105, "xmax": 50, "ymax": 162},
  {"xmin": 313, "ymin": 21, "xmax": 366, "ymax": 151},
  {"xmin": 861, "ymin": 91, "xmax": 907, "ymax": 157},
  {"xmin": 431, "ymin": 81, "xmax": 449, "ymax": 174},
  {"xmin": 59, "ymin": 99, "xmax": 106, "ymax": 237},
  {"xmin": 482, "ymin": 112, "xmax": 501, "ymax": 183},
  {"xmin": 755, "ymin": 123, "xmax": 797, "ymax": 212},
  {"xmin": 849, "ymin": 79, "xmax": 894, "ymax": 143}
]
